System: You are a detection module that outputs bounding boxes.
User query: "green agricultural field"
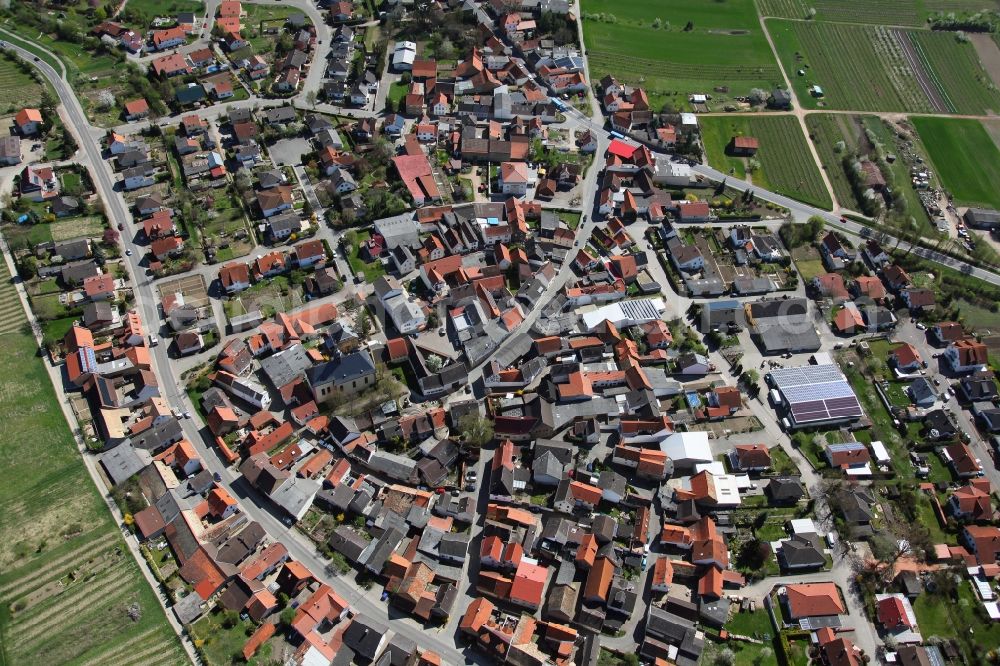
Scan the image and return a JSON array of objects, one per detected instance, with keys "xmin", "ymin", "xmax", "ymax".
[
  {"xmin": 581, "ymin": 0, "xmax": 783, "ymax": 111},
  {"xmin": 757, "ymin": 0, "xmax": 923, "ymax": 24},
  {"xmin": 756, "ymin": 0, "xmax": 996, "ymax": 25},
  {"xmin": 909, "ymin": 30, "xmax": 1000, "ymax": 115},
  {"xmin": 913, "ymin": 116, "xmax": 1000, "ymax": 209},
  {"xmin": 0, "ymin": 262, "xmax": 184, "ymax": 666},
  {"xmin": 768, "ymin": 21, "xmax": 929, "ymax": 112},
  {"xmin": 0, "ymin": 53, "xmax": 44, "ymax": 115},
  {"xmin": 804, "ymin": 114, "xmax": 863, "ymax": 211},
  {"xmin": 699, "ymin": 115, "xmax": 832, "ymax": 209},
  {"xmin": 768, "ymin": 20, "xmax": 1000, "ymax": 114}
]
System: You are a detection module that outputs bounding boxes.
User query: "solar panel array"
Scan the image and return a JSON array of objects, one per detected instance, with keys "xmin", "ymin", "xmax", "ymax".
[
  {"xmin": 771, "ymin": 364, "xmax": 864, "ymax": 425},
  {"xmin": 620, "ymin": 299, "xmax": 660, "ymax": 321}
]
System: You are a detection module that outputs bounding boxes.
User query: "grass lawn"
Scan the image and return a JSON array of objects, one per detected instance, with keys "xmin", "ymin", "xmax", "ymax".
[
  {"xmin": 786, "ymin": 636, "xmax": 809, "ymax": 666},
  {"xmin": 581, "ymin": 0, "xmax": 782, "ymax": 111},
  {"xmin": 912, "ymin": 117, "xmax": 1000, "ymax": 210},
  {"xmin": 794, "ymin": 258, "xmax": 825, "ymax": 282},
  {"xmin": 2, "ymin": 221, "xmax": 54, "ymax": 247},
  {"xmin": 344, "ymin": 230, "xmax": 386, "ymax": 282},
  {"xmin": 29, "ymin": 292, "xmax": 80, "ymax": 322},
  {"xmin": 770, "ymin": 446, "xmax": 799, "ymax": 476},
  {"xmin": 40, "ymin": 316, "xmax": 79, "ymax": 344},
  {"xmin": 0, "ymin": 261, "xmax": 184, "ymax": 665},
  {"xmin": 789, "ymin": 243, "xmax": 825, "ymax": 279},
  {"xmin": 755, "ymin": 523, "xmax": 787, "ymax": 543},
  {"xmin": 839, "ymin": 351, "xmax": 917, "ymax": 481},
  {"xmin": 51, "ymin": 216, "xmax": 106, "ymax": 242},
  {"xmin": 883, "ymin": 380, "xmax": 912, "ymax": 407},
  {"xmin": 957, "ymin": 299, "xmax": 1000, "ymax": 332},
  {"xmin": 242, "ymin": 5, "xmax": 309, "ymax": 54},
  {"xmin": 60, "ymin": 172, "xmax": 82, "ymax": 192},
  {"xmin": 914, "ymin": 583, "xmax": 1000, "ymax": 658},
  {"xmin": 387, "ymin": 80, "xmax": 408, "ymax": 109},
  {"xmin": 557, "ymin": 211, "xmax": 582, "ymax": 230},
  {"xmin": 190, "ymin": 609, "xmax": 257, "ymax": 666},
  {"xmin": 699, "ymin": 115, "xmax": 831, "ymax": 209},
  {"xmin": 121, "ymin": 0, "xmax": 206, "ymax": 28},
  {"xmin": 203, "ymin": 191, "xmax": 253, "ymax": 257},
  {"xmin": 916, "ymin": 493, "xmax": 949, "ymax": 543},
  {"xmin": 726, "ymin": 608, "xmax": 773, "ymax": 637},
  {"xmin": 792, "ymin": 430, "xmax": 827, "ymax": 469}
]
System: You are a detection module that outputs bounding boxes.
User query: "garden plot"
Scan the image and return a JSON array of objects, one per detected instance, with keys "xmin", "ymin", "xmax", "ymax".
[
  {"xmin": 226, "ymin": 275, "xmax": 304, "ymax": 320},
  {"xmin": 157, "ymin": 273, "xmax": 210, "ymax": 309},
  {"xmin": 49, "ymin": 216, "xmax": 106, "ymax": 242}
]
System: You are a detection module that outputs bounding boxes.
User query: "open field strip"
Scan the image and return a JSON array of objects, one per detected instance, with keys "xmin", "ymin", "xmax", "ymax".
[
  {"xmin": 10, "ymin": 582, "xmax": 141, "ymax": 660},
  {"xmin": 913, "ymin": 116, "xmax": 1000, "ymax": 210},
  {"xmin": 0, "ymin": 530, "xmax": 118, "ymax": 598},
  {"xmin": 116, "ymin": 637, "xmax": 189, "ymax": 666},
  {"xmin": 75, "ymin": 627, "xmax": 164, "ymax": 666},
  {"xmin": 0, "ymin": 249, "xmax": 182, "ymax": 664},
  {"xmin": 767, "ymin": 19, "xmax": 1000, "ymax": 114},
  {"xmin": 911, "ymin": 30, "xmax": 1000, "ymax": 115},
  {"xmin": 804, "ymin": 114, "xmax": 863, "ymax": 210},
  {"xmin": 6, "ymin": 560, "xmax": 134, "ymax": 646},
  {"xmin": 756, "ymin": 0, "xmax": 999, "ymax": 24},
  {"xmin": 0, "ymin": 53, "xmax": 44, "ymax": 113}
]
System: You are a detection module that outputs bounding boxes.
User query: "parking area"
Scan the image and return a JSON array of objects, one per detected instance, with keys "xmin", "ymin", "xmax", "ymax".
[{"xmin": 268, "ymin": 137, "xmax": 312, "ymax": 167}]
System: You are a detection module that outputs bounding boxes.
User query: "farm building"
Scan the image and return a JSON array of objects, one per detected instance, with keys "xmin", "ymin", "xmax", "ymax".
[{"xmin": 728, "ymin": 136, "xmax": 759, "ymax": 157}]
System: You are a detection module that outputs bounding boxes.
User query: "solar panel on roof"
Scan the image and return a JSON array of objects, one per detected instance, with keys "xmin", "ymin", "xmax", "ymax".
[{"xmin": 773, "ymin": 364, "xmax": 863, "ymax": 425}]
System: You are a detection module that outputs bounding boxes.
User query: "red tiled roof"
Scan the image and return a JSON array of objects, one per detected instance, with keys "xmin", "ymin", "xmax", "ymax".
[
  {"xmin": 124, "ymin": 98, "xmax": 149, "ymax": 115},
  {"xmin": 784, "ymin": 582, "xmax": 845, "ymax": 618},
  {"xmin": 509, "ymin": 560, "xmax": 547, "ymax": 608},
  {"xmin": 583, "ymin": 556, "xmax": 614, "ymax": 601},
  {"xmin": 891, "ymin": 342, "xmax": 922, "ymax": 368},
  {"xmin": 876, "ymin": 596, "xmax": 911, "ymax": 629}
]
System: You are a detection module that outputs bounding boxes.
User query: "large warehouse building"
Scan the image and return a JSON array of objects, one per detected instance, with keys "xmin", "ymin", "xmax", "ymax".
[{"xmin": 768, "ymin": 364, "xmax": 864, "ymax": 429}]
